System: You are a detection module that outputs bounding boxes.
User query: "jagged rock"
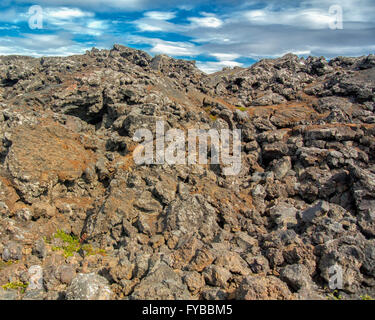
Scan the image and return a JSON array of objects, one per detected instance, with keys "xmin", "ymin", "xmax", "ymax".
[
  {"xmin": 279, "ymin": 264, "xmax": 314, "ymax": 291},
  {"xmin": 0, "ymin": 47, "xmax": 374, "ymax": 300},
  {"xmin": 349, "ymin": 165, "xmax": 375, "ymax": 236},
  {"xmin": 270, "ymin": 156, "xmax": 292, "ymax": 180},
  {"xmin": 236, "ymin": 275, "xmax": 293, "ymax": 300},
  {"xmin": 130, "ymin": 262, "xmax": 193, "ymax": 300},
  {"xmin": 4, "ymin": 122, "xmax": 96, "ymax": 204},
  {"xmin": 66, "ymin": 273, "xmax": 113, "ymax": 300},
  {"xmin": 317, "ymin": 235, "xmax": 366, "ymax": 293},
  {"xmin": 362, "ymin": 240, "xmax": 375, "ymax": 277},
  {"xmin": 183, "ymin": 248, "xmax": 211, "ymax": 272},
  {"xmin": 32, "ymin": 238, "xmax": 47, "ymax": 259},
  {"xmin": 252, "ymin": 92, "xmax": 287, "ymax": 106},
  {"xmin": 183, "ymin": 271, "xmax": 205, "ymax": 295},
  {"xmin": 214, "ymin": 251, "xmax": 250, "ymax": 276},
  {"xmin": 58, "ymin": 265, "xmax": 76, "ymax": 285},
  {"xmin": 201, "ymin": 288, "xmax": 228, "ymax": 300},
  {"xmin": 2, "ymin": 241, "xmax": 23, "ymax": 261},
  {"xmin": 300, "ymin": 200, "xmax": 330, "ymax": 224},
  {"xmin": 244, "ymin": 255, "xmax": 270, "ymax": 274},
  {"xmin": 269, "ymin": 202, "xmax": 298, "ymax": 229},
  {"xmin": 308, "ymin": 56, "xmax": 334, "ymax": 76},
  {"xmin": 203, "ymin": 265, "xmax": 232, "ymax": 288},
  {"xmin": 164, "ymin": 195, "xmax": 219, "ymax": 241}
]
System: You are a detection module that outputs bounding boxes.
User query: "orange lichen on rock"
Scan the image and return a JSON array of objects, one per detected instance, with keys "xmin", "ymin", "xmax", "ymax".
[{"xmin": 6, "ymin": 119, "xmax": 97, "ymax": 184}]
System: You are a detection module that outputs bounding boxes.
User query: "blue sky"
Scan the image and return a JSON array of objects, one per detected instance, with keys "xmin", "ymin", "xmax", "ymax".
[{"xmin": 0, "ymin": 0, "xmax": 374, "ymax": 73}]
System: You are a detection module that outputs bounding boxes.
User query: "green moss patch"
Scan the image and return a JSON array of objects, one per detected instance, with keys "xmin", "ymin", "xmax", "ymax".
[
  {"xmin": 2, "ymin": 281, "xmax": 28, "ymax": 294},
  {"xmin": 50, "ymin": 229, "xmax": 106, "ymax": 258}
]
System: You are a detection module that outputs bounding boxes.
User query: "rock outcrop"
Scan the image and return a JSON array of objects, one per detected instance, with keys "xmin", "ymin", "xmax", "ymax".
[{"xmin": 0, "ymin": 45, "xmax": 374, "ymax": 300}]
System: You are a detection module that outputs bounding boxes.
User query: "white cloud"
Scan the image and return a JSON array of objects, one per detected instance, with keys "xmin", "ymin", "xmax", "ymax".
[
  {"xmin": 0, "ymin": 25, "xmax": 20, "ymax": 30},
  {"xmin": 133, "ymin": 11, "xmax": 224, "ymax": 34},
  {"xmin": 144, "ymin": 11, "xmax": 176, "ymax": 21},
  {"xmin": 210, "ymin": 53, "xmax": 241, "ymax": 61},
  {"xmin": 135, "ymin": 19, "xmax": 177, "ymax": 32},
  {"xmin": 197, "ymin": 60, "xmax": 243, "ymax": 74},
  {"xmin": 136, "ymin": 23, "xmax": 163, "ymax": 32},
  {"xmin": 192, "ymin": 35, "xmax": 233, "ymax": 44},
  {"xmin": 175, "ymin": 1, "xmax": 375, "ymax": 62},
  {"xmin": 17, "ymin": 34, "xmax": 72, "ymax": 49},
  {"xmin": 87, "ymin": 20, "xmax": 107, "ymax": 29},
  {"xmin": 129, "ymin": 36, "xmax": 200, "ymax": 56},
  {"xmin": 196, "ymin": 52, "xmax": 243, "ymax": 73},
  {"xmin": 0, "ymin": 33, "xmax": 89, "ymax": 56},
  {"xmin": 38, "ymin": 7, "xmax": 110, "ymax": 36},
  {"xmin": 134, "ymin": 11, "xmax": 181, "ymax": 32},
  {"xmin": 13, "ymin": 0, "xmax": 145, "ymax": 11},
  {"xmin": 188, "ymin": 13, "xmax": 223, "ymax": 28},
  {"xmin": 150, "ymin": 41, "xmax": 198, "ymax": 56},
  {"xmin": 44, "ymin": 7, "xmax": 94, "ymax": 20},
  {"xmin": 243, "ymin": 8, "xmax": 337, "ymax": 29},
  {"xmin": 11, "ymin": 0, "xmax": 214, "ymax": 12},
  {"xmin": 177, "ymin": 4, "xmax": 195, "ymax": 11}
]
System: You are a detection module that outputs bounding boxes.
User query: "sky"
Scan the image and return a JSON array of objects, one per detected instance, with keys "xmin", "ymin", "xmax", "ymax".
[{"xmin": 0, "ymin": 0, "xmax": 374, "ymax": 73}]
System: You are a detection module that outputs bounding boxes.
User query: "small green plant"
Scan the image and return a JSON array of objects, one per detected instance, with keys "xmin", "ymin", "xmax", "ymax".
[
  {"xmin": 236, "ymin": 106, "xmax": 247, "ymax": 112},
  {"xmin": 327, "ymin": 290, "xmax": 343, "ymax": 300},
  {"xmin": 50, "ymin": 229, "xmax": 106, "ymax": 258},
  {"xmin": 360, "ymin": 295, "xmax": 374, "ymax": 300},
  {"xmin": 2, "ymin": 281, "xmax": 28, "ymax": 294},
  {"xmin": 52, "ymin": 229, "xmax": 81, "ymax": 258},
  {"xmin": 81, "ymin": 244, "xmax": 107, "ymax": 257},
  {"xmin": 43, "ymin": 236, "xmax": 50, "ymax": 244}
]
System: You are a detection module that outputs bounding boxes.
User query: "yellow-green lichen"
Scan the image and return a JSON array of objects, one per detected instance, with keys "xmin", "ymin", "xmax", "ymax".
[
  {"xmin": 2, "ymin": 281, "xmax": 28, "ymax": 294},
  {"xmin": 81, "ymin": 244, "xmax": 107, "ymax": 257},
  {"xmin": 326, "ymin": 290, "xmax": 343, "ymax": 300},
  {"xmin": 50, "ymin": 229, "xmax": 106, "ymax": 258},
  {"xmin": 236, "ymin": 106, "xmax": 247, "ymax": 112},
  {"xmin": 52, "ymin": 229, "xmax": 81, "ymax": 258}
]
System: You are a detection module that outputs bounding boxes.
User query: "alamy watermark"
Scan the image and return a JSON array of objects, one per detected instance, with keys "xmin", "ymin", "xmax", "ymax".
[
  {"xmin": 132, "ymin": 121, "xmax": 242, "ymax": 176},
  {"xmin": 329, "ymin": 5, "xmax": 343, "ymax": 30},
  {"xmin": 328, "ymin": 264, "xmax": 343, "ymax": 290},
  {"xmin": 28, "ymin": 5, "xmax": 43, "ymax": 29}
]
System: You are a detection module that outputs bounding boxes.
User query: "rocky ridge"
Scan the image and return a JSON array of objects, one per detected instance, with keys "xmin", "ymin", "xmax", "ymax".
[{"xmin": 0, "ymin": 44, "xmax": 374, "ymax": 300}]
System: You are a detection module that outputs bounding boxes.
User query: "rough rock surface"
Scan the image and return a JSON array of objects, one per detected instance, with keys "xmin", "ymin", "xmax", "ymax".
[
  {"xmin": 66, "ymin": 273, "xmax": 112, "ymax": 300},
  {"xmin": 0, "ymin": 46, "xmax": 374, "ymax": 300}
]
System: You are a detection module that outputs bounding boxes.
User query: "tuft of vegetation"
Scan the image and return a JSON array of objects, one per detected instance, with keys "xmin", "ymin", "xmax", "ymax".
[
  {"xmin": 2, "ymin": 281, "xmax": 28, "ymax": 294},
  {"xmin": 52, "ymin": 229, "xmax": 81, "ymax": 258},
  {"xmin": 50, "ymin": 229, "xmax": 106, "ymax": 258},
  {"xmin": 203, "ymin": 106, "xmax": 218, "ymax": 122},
  {"xmin": 81, "ymin": 244, "xmax": 107, "ymax": 257},
  {"xmin": 326, "ymin": 290, "xmax": 343, "ymax": 300},
  {"xmin": 236, "ymin": 106, "xmax": 247, "ymax": 112},
  {"xmin": 360, "ymin": 295, "xmax": 374, "ymax": 300}
]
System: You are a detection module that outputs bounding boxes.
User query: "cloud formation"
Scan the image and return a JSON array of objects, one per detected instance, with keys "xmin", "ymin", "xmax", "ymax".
[{"xmin": 0, "ymin": 0, "xmax": 374, "ymax": 73}]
